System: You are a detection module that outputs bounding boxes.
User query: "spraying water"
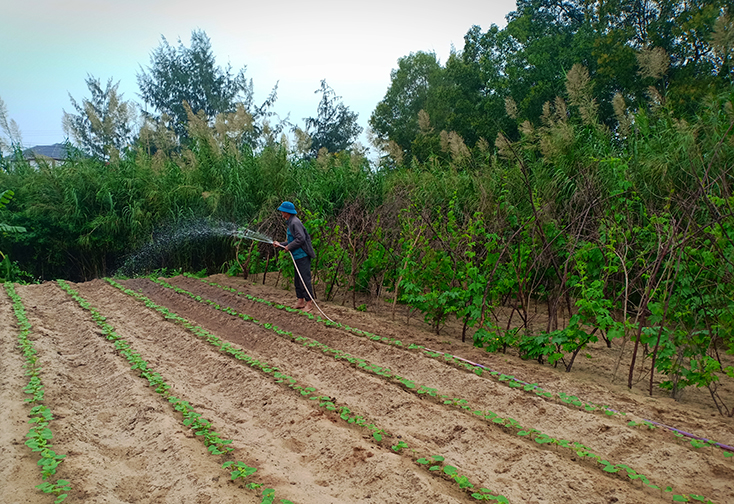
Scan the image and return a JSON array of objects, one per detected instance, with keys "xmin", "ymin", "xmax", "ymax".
[
  {"xmin": 114, "ymin": 217, "xmax": 335, "ymax": 322},
  {"xmin": 228, "ymin": 226, "xmax": 274, "ymax": 243},
  {"xmin": 114, "ymin": 219, "xmax": 273, "ymax": 277}
]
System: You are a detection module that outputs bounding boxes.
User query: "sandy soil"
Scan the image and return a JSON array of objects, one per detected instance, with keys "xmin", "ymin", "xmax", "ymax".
[{"xmin": 1, "ymin": 274, "xmax": 732, "ymax": 504}]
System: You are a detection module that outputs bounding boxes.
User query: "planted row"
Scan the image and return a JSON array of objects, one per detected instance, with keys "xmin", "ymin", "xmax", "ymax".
[
  {"xmin": 185, "ymin": 273, "xmax": 406, "ymax": 344},
  {"xmin": 190, "ymin": 274, "xmax": 734, "ymax": 459},
  {"xmin": 186, "ymin": 275, "xmax": 621, "ymax": 414},
  {"xmin": 421, "ymin": 348, "xmax": 734, "ymax": 458},
  {"xmin": 113, "ymin": 277, "xmax": 508, "ymax": 503},
  {"xmin": 54, "ymin": 280, "xmax": 287, "ymax": 503},
  {"xmin": 162, "ymin": 276, "xmax": 718, "ymax": 504},
  {"xmin": 5, "ymin": 282, "xmax": 71, "ymax": 503}
]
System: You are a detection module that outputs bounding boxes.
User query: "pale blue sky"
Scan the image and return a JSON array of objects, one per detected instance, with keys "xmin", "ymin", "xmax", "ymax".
[{"xmin": 1, "ymin": 0, "xmax": 516, "ymax": 148}]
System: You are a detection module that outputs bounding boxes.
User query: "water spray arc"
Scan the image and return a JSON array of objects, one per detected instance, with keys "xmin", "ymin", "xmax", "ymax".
[
  {"xmin": 230, "ymin": 227, "xmax": 274, "ymax": 244},
  {"xmin": 116, "ymin": 219, "xmax": 242, "ymax": 277},
  {"xmin": 233, "ymin": 226, "xmax": 335, "ymax": 323}
]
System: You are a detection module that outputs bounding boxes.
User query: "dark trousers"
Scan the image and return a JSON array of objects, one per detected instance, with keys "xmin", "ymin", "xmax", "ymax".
[{"xmin": 294, "ymin": 256, "xmax": 313, "ymax": 300}]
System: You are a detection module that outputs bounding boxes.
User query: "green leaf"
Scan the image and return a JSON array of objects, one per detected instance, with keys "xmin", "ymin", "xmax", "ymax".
[
  {"xmin": 260, "ymin": 488, "xmax": 275, "ymax": 504},
  {"xmin": 443, "ymin": 465, "xmax": 458, "ymax": 476}
]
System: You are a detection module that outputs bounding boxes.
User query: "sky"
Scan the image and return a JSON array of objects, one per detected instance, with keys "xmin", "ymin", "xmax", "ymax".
[{"xmin": 0, "ymin": 0, "xmax": 517, "ymax": 150}]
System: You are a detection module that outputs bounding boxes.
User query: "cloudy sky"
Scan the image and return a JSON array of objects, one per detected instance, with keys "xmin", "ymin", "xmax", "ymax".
[{"xmin": 1, "ymin": 0, "xmax": 516, "ymax": 148}]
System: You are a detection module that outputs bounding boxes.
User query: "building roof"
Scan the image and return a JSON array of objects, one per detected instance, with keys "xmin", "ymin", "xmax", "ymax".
[{"xmin": 22, "ymin": 143, "xmax": 69, "ymax": 161}]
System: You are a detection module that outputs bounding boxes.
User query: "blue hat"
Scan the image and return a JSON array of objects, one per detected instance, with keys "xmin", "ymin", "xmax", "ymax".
[{"xmin": 278, "ymin": 201, "xmax": 297, "ymax": 214}]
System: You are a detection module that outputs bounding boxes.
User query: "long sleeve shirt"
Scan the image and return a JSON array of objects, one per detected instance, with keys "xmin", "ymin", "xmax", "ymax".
[{"xmin": 280, "ymin": 215, "xmax": 315, "ymax": 260}]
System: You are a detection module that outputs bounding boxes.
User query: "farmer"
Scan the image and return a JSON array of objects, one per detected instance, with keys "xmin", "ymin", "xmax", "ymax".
[{"xmin": 274, "ymin": 201, "xmax": 316, "ymax": 312}]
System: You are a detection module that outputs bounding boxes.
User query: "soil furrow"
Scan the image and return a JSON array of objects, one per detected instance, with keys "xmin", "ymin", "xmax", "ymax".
[
  {"xmin": 121, "ymin": 277, "xmax": 676, "ymax": 504},
  {"xmin": 17, "ymin": 282, "xmax": 256, "ymax": 504},
  {"xmin": 165, "ymin": 274, "xmax": 734, "ymax": 502},
  {"xmin": 74, "ymin": 279, "xmax": 465, "ymax": 504},
  {"xmin": 0, "ymin": 289, "xmax": 44, "ymax": 503}
]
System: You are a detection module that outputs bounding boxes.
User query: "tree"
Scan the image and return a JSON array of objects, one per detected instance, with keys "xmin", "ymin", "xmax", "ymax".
[
  {"xmin": 137, "ymin": 30, "xmax": 280, "ymax": 145},
  {"xmin": 303, "ymin": 80, "xmax": 363, "ymax": 156},
  {"xmin": 501, "ymin": 0, "xmax": 594, "ymax": 124},
  {"xmin": 62, "ymin": 76, "xmax": 137, "ymax": 160},
  {"xmin": 440, "ymin": 26, "xmax": 519, "ymax": 149},
  {"xmin": 369, "ymin": 51, "xmax": 446, "ymax": 161}
]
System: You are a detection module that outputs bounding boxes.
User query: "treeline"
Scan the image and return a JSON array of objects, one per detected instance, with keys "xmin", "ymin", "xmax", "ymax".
[
  {"xmin": 1, "ymin": 1, "xmax": 733, "ymax": 413},
  {"xmin": 369, "ymin": 0, "xmax": 734, "ymax": 162}
]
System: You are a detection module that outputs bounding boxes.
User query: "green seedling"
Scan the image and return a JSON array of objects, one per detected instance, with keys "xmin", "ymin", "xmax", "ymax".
[
  {"xmin": 223, "ymin": 461, "xmax": 257, "ymax": 481},
  {"xmin": 472, "ymin": 489, "xmax": 510, "ymax": 502},
  {"xmin": 144, "ymin": 278, "xmax": 718, "ymax": 504},
  {"xmin": 391, "ymin": 441, "xmax": 409, "ymax": 452},
  {"xmin": 453, "ymin": 473, "xmax": 474, "ymax": 489},
  {"xmin": 516, "ymin": 429, "xmax": 539, "ymax": 437},
  {"xmin": 36, "ymin": 479, "xmax": 72, "ymax": 503},
  {"xmin": 443, "ymin": 465, "xmax": 458, "ymax": 476},
  {"xmin": 260, "ymin": 488, "xmax": 276, "ymax": 504},
  {"xmin": 601, "ymin": 461, "xmax": 619, "ymax": 473},
  {"xmin": 6, "ymin": 284, "xmax": 72, "ymax": 501}
]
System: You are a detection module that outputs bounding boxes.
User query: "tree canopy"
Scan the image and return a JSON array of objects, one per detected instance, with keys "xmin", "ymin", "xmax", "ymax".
[
  {"xmin": 369, "ymin": 51, "xmax": 445, "ymax": 161},
  {"xmin": 303, "ymin": 80, "xmax": 363, "ymax": 157},
  {"xmin": 370, "ymin": 0, "xmax": 733, "ymax": 162},
  {"xmin": 137, "ymin": 30, "xmax": 281, "ymax": 146},
  {"xmin": 63, "ymin": 76, "xmax": 137, "ymax": 160}
]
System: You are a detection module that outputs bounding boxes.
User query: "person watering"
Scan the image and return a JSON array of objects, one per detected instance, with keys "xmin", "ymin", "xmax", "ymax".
[{"xmin": 274, "ymin": 201, "xmax": 316, "ymax": 312}]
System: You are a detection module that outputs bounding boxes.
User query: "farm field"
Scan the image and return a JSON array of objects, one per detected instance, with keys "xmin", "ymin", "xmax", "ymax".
[{"xmin": 2, "ymin": 275, "xmax": 733, "ymax": 504}]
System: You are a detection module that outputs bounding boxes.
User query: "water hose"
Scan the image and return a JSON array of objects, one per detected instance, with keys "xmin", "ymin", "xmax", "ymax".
[
  {"xmin": 424, "ymin": 347, "xmax": 734, "ymax": 453},
  {"xmin": 276, "ymin": 243, "xmax": 334, "ymax": 323},
  {"xmin": 231, "ymin": 226, "xmax": 333, "ymax": 321}
]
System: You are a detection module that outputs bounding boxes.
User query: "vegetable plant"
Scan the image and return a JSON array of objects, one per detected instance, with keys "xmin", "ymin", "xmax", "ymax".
[{"xmin": 5, "ymin": 282, "xmax": 72, "ymax": 503}]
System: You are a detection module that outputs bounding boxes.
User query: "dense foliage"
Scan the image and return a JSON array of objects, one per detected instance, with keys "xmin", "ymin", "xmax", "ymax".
[
  {"xmin": 2, "ymin": 2, "xmax": 733, "ymax": 413},
  {"xmin": 62, "ymin": 76, "xmax": 137, "ymax": 161},
  {"xmin": 370, "ymin": 0, "xmax": 734, "ymax": 162},
  {"xmin": 303, "ymin": 80, "xmax": 364, "ymax": 157},
  {"xmin": 137, "ymin": 29, "xmax": 282, "ymax": 147}
]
